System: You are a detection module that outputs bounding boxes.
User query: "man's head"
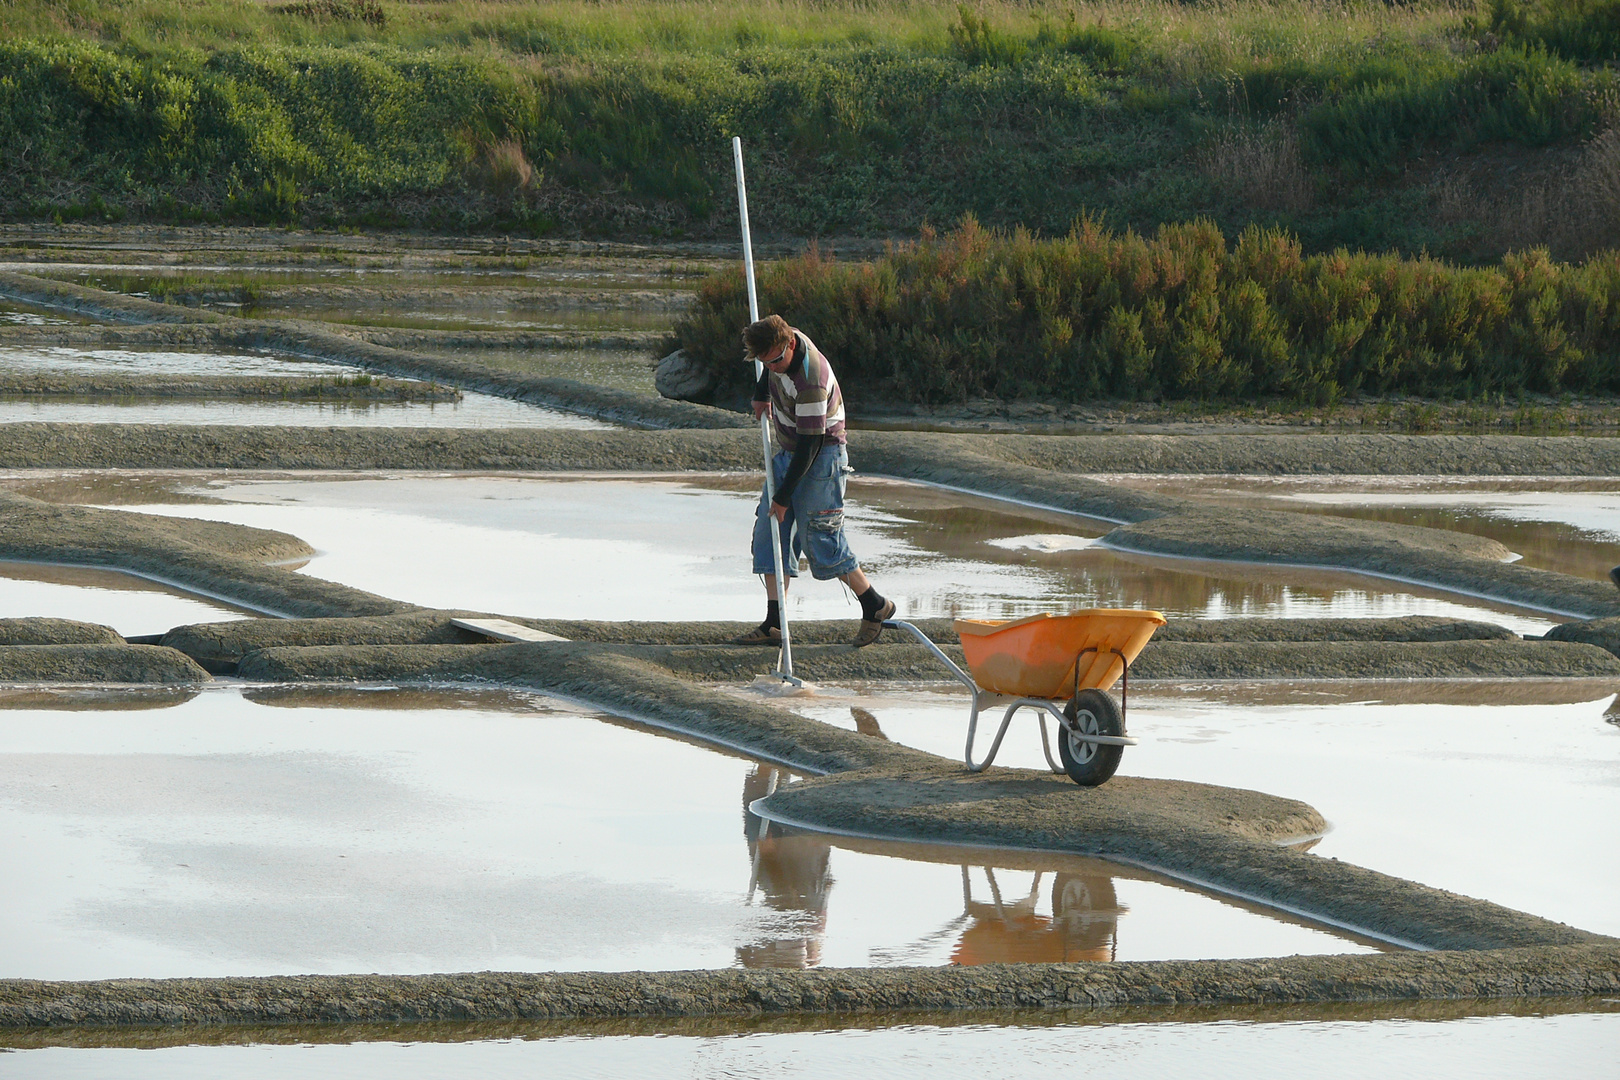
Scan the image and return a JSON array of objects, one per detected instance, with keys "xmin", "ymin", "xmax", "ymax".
[{"xmin": 744, "ymin": 315, "xmax": 795, "ymax": 370}]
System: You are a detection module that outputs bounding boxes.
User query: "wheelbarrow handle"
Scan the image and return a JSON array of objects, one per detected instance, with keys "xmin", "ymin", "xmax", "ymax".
[{"xmin": 883, "ymin": 619, "xmax": 978, "ymax": 696}]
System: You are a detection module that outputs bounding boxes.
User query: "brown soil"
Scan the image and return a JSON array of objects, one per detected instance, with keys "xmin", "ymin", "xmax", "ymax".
[
  {"xmin": 0, "ymin": 617, "xmax": 122, "ymax": 645},
  {"xmin": 0, "ymin": 644, "xmax": 208, "ymax": 684}
]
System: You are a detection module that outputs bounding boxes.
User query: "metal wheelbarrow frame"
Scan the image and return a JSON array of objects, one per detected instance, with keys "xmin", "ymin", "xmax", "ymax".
[{"xmin": 884, "ymin": 609, "xmax": 1165, "ymax": 787}]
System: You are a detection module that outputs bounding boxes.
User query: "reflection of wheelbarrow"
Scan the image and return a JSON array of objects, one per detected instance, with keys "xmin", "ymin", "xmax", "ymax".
[
  {"xmin": 885, "ymin": 609, "xmax": 1166, "ymax": 786},
  {"xmin": 950, "ymin": 867, "xmax": 1127, "ymax": 965}
]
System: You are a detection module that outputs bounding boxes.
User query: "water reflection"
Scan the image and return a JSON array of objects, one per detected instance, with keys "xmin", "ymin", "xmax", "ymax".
[
  {"xmin": 950, "ymin": 867, "xmax": 1122, "ymax": 965},
  {"xmin": 740, "ymin": 767, "xmax": 832, "ymax": 969}
]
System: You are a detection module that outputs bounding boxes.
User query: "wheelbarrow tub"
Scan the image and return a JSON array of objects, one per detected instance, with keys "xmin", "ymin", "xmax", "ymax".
[{"xmin": 953, "ymin": 609, "xmax": 1167, "ymax": 699}]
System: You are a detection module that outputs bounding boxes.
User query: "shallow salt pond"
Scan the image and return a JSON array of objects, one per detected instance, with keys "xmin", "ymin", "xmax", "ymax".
[
  {"xmin": 3, "ymin": 1005, "xmax": 1616, "ymax": 1079},
  {"xmin": 0, "ymin": 561, "xmax": 257, "ymax": 635},
  {"xmin": 784, "ymin": 679, "xmax": 1620, "ymax": 938},
  {"xmin": 1103, "ymin": 474, "xmax": 1620, "ymax": 585},
  {"xmin": 0, "ymin": 396, "xmax": 611, "ymax": 429},
  {"xmin": 35, "ymin": 471, "xmax": 1563, "ymax": 634},
  {"xmin": 0, "ymin": 685, "xmax": 1376, "ymax": 982},
  {"xmin": 0, "ymin": 344, "xmax": 359, "ymax": 378}
]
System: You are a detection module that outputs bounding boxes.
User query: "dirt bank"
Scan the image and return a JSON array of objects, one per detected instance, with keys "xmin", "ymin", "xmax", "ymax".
[
  {"xmin": 0, "ymin": 644, "xmax": 208, "ymax": 684},
  {"xmin": 353, "ymin": 328, "xmax": 666, "ymax": 353},
  {"xmin": 227, "ymin": 637, "xmax": 1620, "ymax": 686},
  {"xmin": 0, "ymin": 491, "xmax": 410, "ymax": 619},
  {"xmin": 0, "ymin": 271, "xmax": 741, "ymax": 429},
  {"xmin": 0, "ymin": 425, "xmax": 760, "ymax": 471},
  {"xmin": 0, "ymin": 271, "xmax": 224, "ymax": 326},
  {"xmin": 2, "ymin": 947, "xmax": 1615, "ymax": 1030},
  {"xmin": 156, "ymin": 614, "xmax": 1520, "ymax": 670},
  {"xmin": 1545, "ymin": 617, "xmax": 1620, "ymax": 657},
  {"xmin": 0, "ymin": 373, "xmax": 459, "ymax": 402},
  {"xmin": 0, "ymin": 618, "xmax": 122, "ymax": 645},
  {"xmin": 886, "ymin": 431, "xmax": 1620, "ymax": 477}
]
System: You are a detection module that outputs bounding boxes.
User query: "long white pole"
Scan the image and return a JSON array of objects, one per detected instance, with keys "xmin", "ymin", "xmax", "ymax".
[{"xmin": 733, "ymin": 136, "xmax": 795, "ymax": 680}]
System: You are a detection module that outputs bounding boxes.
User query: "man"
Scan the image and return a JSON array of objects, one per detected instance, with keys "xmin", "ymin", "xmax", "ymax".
[{"xmin": 731, "ymin": 314, "xmax": 896, "ymax": 648}]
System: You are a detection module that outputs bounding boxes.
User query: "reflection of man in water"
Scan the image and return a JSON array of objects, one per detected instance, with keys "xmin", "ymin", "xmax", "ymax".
[
  {"xmin": 950, "ymin": 869, "xmax": 1122, "ymax": 965},
  {"xmin": 738, "ymin": 766, "xmax": 834, "ymax": 969}
]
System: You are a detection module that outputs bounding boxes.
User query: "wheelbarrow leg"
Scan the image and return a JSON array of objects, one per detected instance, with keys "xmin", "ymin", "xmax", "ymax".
[{"xmin": 965, "ymin": 693, "xmax": 1023, "ymax": 772}]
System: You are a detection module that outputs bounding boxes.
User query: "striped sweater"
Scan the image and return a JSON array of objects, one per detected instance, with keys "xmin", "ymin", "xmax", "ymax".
[{"xmin": 767, "ymin": 330, "xmax": 846, "ymax": 452}]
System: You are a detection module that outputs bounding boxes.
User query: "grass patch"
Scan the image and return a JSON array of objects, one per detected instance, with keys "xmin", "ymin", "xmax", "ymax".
[{"xmin": 0, "ymin": 1, "xmax": 1614, "ymax": 257}]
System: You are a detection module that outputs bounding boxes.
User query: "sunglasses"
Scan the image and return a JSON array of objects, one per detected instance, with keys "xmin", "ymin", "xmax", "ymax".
[{"xmin": 758, "ymin": 343, "xmax": 791, "ymax": 365}]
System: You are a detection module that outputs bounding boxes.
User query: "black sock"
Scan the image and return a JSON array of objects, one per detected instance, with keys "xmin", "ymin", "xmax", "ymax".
[
  {"xmin": 857, "ymin": 586, "xmax": 887, "ymax": 620},
  {"xmin": 762, "ymin": 599, "xmax": 781, "ymax": 631}
]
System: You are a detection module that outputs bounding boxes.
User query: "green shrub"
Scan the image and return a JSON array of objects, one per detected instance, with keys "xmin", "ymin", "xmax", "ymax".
[
  {"xmin": 673, "ymin": 219, "xmax": 1620, "ymax": 406},
  {"xmin": 1487, "ymin": 0, "xmax": 1620, "ymax": 63}
]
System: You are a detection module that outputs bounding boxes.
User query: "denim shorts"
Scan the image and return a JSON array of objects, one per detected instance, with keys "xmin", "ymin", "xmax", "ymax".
[{"xmin": 751, "ymin": 442, "xmax": 859, "ymax": 580}]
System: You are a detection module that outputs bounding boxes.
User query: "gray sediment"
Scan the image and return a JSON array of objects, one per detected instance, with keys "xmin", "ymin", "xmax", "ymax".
[
  {"xmin": 0, "ymin": 373, "xmax": 459, "ymax": 401},
  {"xmin": 4, "ymin": 946, "xmax": 1618, "ymax": 1028},
  {"xmin": 156, "ymin": 614, "xmax": 1522, "ymax": 672},
  {"xmin": 0, "ymin": 617, "xmax": 122, "ymax": 645},
  {"xmin": 0, "ymin": 644, "xmax": 208, "ymax": 684},
  {"xmin": 0, "ymin": 271, "xmax": 225, "ymax": 326},
  {"xmin": 227, "ymin": 638, "xmax": 1620, "ymax": 684},
  {"xmin": 353, "ymin": 327, "xmax": 667, "ymax": 352}
]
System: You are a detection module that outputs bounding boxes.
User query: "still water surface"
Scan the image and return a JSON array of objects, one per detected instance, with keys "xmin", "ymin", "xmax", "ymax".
[
  {"xmin": 787, "ymin": 680, "xmax": 1620, "ymax": 938},
  {"xmin": 2, "ymin": 1006, "xmax": 1614, "ymax": 1078},
  {"xmin": 28, "ymin": 471, "xmax": 1562, "ymax": 634},
  {"xmin": 0, "ymin": 686, "xmax": 1372, "ymax": 981}
]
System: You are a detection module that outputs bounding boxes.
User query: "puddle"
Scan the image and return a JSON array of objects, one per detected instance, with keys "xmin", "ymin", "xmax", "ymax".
[
  {"xmin": 0, "ymin": 561, "xmax": 258, "ymax": 636},
  {"xmin": 0, "ymin": 395, "xmax": 612, "ymax": 429},
  {"xmin": 1104, "ymin": 474, "xmax": 1620, "ymax": 585},
  {"xmin": 1, "ymin": 1007, "xmax": 1614, "ymax": 1078},
  {"xmin": 0, "ymin": 301, "xmax": 84, "ymax": 326},
  {"xmin": 0, "ymin": 344, "xmax": 358, "ymax": 378},
  {"xmin": 783, "ymin": 680, "xmax": 1620, "ymax": 937},
  {"xmin": 34, "ymin": 471, "xmax": 1564, "ymax": 633},
  {"xmin": 0, "ymin": 685, "xmax": 1376, "ymax": 981}
]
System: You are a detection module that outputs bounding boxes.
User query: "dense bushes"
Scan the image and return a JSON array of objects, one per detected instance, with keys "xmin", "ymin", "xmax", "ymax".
[{"xmin": 672, "ymin": 219, "xmax": 1620, "ymax": 406}]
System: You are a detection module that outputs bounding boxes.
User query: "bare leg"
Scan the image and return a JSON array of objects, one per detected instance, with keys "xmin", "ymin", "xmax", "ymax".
[
  {"xmin": 839, "ymin": 568, "xmax": 870, "ymax": 595},
  {"xmin": 763, "ymin": 574, "xmax": 789, "ymax": 598}
]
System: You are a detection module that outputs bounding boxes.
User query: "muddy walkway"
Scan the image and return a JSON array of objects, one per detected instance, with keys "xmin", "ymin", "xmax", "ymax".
[
  {"xmin": 4, "ymin": 946, "xmax": 1618, "ymax": 1027},
  {"xmin": 0, "ymin": 373, "xmax": 458, "ymax": 401}
]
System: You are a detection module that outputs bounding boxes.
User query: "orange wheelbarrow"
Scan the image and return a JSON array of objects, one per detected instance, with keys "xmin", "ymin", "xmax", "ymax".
[{"xmin": 884, "ymin": 609, "xmax": 1166, "ymax": 786}]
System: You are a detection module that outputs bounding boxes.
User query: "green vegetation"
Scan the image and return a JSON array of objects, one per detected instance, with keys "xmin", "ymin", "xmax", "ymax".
[
  {"xmin": 1, "ymin": 0, "xmax": 1617, "ymax": 259},
  {"xmin": 670, "ymin": 218, "xmax": 1620, "ymax": 406}
]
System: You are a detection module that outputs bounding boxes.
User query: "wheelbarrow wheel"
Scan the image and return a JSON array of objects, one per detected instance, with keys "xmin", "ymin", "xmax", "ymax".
[{"xmin": 1059, "ymin": 688, "xmax": 1124, "ymax": 787}]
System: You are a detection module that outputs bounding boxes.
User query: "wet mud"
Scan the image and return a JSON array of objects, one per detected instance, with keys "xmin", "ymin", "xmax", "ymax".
[
  {"xmin": 0, "ymin": 644, "xmax": 207, "ymax": 684},
  {"xmin": 0, "ymin": 373, "xmax": 458, "ymax": 402},
  {"xmin": 227, "ymin": 638, "xmax": 1620, "ymax": 685},
  {"xmin": 0, "ymin": 617, "xmax": 122, "ymax": 645},
  {"xmin": 2, "ymin": 946, "xmax": 1616, "ymax": 1028}
]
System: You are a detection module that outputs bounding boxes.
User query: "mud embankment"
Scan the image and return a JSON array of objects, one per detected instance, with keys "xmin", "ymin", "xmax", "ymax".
[
  {"xmin": 0, "ymin": 617, "xmax": 122, "ymax": 645},
  {"xmin": 4, "ymin": 946, "xmax": 1618, "ymax": 1028},
  {"xmin": 0, "ymin": 644, "xmax": 207, "ymax": 684},
  {"xmin": 0, "ymin": 271, "xmax": 225, "ymax": 326},
  {"xmin": 0, "ymin": 373, "xmax": 459, "ymax": 402},
  {"xmin": 0, "ymin": 271, "xmax": 742, "ymax": 430}
]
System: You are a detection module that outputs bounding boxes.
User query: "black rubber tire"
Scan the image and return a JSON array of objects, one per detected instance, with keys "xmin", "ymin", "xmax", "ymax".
[{"xmin": 1058, "ymin": 688, "xmax": 1124, "ymax": 787}]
